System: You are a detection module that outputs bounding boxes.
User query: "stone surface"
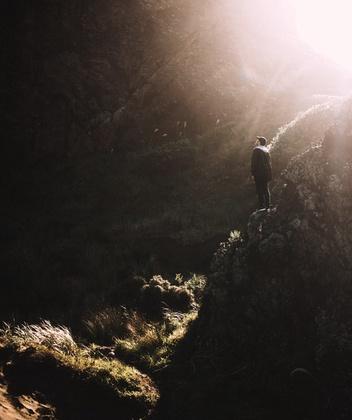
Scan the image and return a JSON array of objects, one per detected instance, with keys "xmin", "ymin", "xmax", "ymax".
[{"xmin": 168, "ymin": 111, "xmax": 352, "ymax": 420}]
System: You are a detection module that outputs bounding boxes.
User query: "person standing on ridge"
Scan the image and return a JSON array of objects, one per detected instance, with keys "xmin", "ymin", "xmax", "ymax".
[{"xmin": 251, "ymin": 136, "xmax": 272, "ymax": 210}]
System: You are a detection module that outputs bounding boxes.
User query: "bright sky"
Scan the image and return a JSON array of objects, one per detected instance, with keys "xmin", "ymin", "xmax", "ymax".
[{"xmin": 295, "ymin": 0, "xmax": 352, "ymax": 70}]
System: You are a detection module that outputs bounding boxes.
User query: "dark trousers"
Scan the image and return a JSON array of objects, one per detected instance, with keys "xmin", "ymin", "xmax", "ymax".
[{"xmin": 254, "ymin": 177, "xmax": 271, "ymax": 209}]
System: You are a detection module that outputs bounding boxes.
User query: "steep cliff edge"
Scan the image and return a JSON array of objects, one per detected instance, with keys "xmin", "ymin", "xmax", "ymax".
[{"xmin": 158, "ymin": 107, "xmax": 352, "ymax": 419}]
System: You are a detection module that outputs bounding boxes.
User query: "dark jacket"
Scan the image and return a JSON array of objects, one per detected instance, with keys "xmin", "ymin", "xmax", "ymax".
[{"xmin": 251, "ymin": 146, "xmax": 272, "ymax": 180}]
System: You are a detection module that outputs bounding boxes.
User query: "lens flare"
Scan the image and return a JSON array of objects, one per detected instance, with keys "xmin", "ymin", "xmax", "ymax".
[{"xmin": 295, "ymin": 0, "xmax": 352, "ymax": 70}]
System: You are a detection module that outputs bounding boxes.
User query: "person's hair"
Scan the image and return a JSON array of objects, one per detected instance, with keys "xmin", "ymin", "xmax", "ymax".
[{"xmin": 259, "ymin": 137, "xmax": 266, "ymax": 146}]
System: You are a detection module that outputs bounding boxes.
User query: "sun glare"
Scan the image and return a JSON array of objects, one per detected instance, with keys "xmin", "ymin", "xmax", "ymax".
[{"xmin": 295, "ymin": 0, "xmax": 352, "ymax": 70}]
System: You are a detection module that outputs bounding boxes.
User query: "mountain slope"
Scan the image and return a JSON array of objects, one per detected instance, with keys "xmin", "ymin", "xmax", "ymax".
[
  {"xmin": 159, "ymin": 101, "xmax": 352, "ymax": 419},
  {"xmin": 2, "ymin": 0, "xmax": 352, "ymax": 357}
]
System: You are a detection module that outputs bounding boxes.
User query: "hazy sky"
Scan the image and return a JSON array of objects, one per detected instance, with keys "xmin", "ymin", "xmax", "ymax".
[{"xmin": 295, "ymin": 0, "xmax": 352, "ymax": 70}]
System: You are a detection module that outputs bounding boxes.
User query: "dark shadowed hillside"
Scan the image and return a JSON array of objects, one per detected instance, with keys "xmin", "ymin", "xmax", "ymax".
[
  {"xmin": 2, "ymin": 1, "xmax": 352, "ymax": 419},
  {"xmin": 2, "ymin": 0, "xmax": 351, "ymax": 322},
  {"xmin": 157, "ymin": 101, "xmax": 352, "ymax": 420}
]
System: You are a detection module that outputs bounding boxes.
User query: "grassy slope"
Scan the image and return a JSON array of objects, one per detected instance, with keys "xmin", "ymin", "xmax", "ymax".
[{"xmin": 0, "ymin": 322, "xmax": 159, "ymax": 419}]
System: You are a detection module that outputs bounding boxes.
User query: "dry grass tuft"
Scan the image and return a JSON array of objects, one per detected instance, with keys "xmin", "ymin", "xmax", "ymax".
[{"xmin": 1, "ymin": 321, "xmax": 78, "ymax": 355}]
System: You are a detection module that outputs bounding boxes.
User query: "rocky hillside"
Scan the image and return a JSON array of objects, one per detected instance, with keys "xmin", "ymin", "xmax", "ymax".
[
  {"xmin": 3, "ymin": 2, "xmax": 352, "ymax": 419},
  {"xmin": 3, "ymin": 0, "xmax": 352, "ymax": 338},
  {"xmin": 159, "ymin": 102, "xmax": 352, "ymax": 419}
]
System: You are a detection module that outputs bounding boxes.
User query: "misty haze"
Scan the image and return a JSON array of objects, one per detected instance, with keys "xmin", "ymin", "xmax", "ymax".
[{"xmin": 2, "ymin": 1, "xmax": 352, "ymax": 419}]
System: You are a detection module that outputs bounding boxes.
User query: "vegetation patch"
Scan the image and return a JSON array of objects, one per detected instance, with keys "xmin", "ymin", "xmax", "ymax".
[
  {"xmin": 114, "ymin": 309, "xmax": 198, "ymax": 373},
  {"xmin": 0, "ymin": 321, "xmax": 159, "ymax": 419},
  {"xmin": 81, "ymin": 275, "xmax": 206, "ymax": 372}
]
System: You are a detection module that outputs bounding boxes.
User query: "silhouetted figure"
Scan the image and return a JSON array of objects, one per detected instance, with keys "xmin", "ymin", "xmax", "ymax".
[{"xmin": 251, "ymin": 136, "xmax": 272, "ymax": 209}]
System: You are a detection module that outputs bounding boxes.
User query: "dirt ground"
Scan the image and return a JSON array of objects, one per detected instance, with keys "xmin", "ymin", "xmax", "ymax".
[{"xmin": 0, "ymin": 372, "xmax": 55, "ymax": 420}]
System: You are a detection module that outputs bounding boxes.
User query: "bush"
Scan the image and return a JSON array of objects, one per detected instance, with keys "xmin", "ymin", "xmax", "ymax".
[
  {"xmin": 83, "ymin": 307, "xmax": 132, "ymax": 346},
  {"xmin": 141, "ymin": 275, "xmax": 195, "ymax": 316}
]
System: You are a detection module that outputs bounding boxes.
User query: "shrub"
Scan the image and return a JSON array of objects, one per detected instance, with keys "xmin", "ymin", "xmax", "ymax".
[
  {"xmin": 83, "ymin": 307, "xmax": 131, "ymax": 346},
  {"xmin": 141, "ymin": 275, "xmax": 197, "ymax": 317}
]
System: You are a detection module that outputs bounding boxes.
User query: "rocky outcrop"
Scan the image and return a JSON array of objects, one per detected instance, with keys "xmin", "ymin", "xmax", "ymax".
[{"xmin": 162, "ymin": 113, "xmax": 352, "ymax": 419}]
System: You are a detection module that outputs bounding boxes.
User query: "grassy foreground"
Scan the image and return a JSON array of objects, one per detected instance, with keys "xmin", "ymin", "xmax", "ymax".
[{"xmin": 0, "ymin": 321, "xmax": 159, "ymax": 419}]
